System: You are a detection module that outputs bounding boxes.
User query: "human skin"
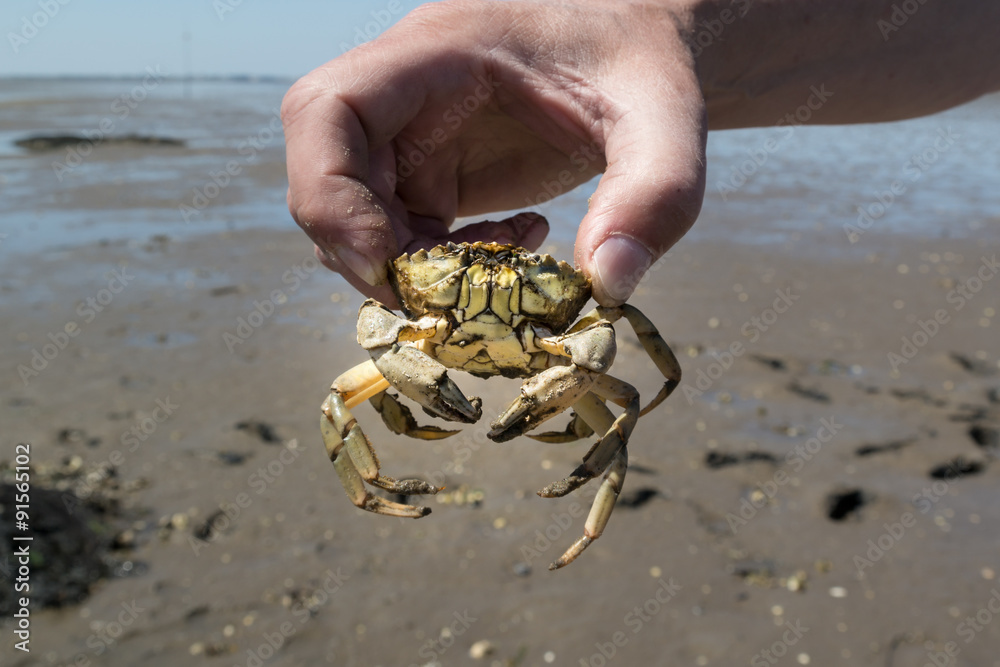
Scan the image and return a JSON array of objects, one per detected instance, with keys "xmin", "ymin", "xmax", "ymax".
[{"xmin": 281, "ymin": 0, "xmax": 1000, "ymax": 306}]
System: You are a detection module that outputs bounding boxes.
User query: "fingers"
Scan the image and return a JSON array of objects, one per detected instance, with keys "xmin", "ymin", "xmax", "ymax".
[
  {"xmin": 575, "ymin": 61, "xmax": 707, "ymax": 306},
  {"xmin": 281, "ymin": 14, "xmax": 473, "ymax": 290},
  {"xmin": 438, "ymin": 212, "xmax": 549, "ymax": 251}
]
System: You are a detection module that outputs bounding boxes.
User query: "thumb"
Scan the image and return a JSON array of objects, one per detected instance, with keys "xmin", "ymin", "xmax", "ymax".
[{"xmin": 576, "ymin": 78, "xmax": 707, "ymax": 306}]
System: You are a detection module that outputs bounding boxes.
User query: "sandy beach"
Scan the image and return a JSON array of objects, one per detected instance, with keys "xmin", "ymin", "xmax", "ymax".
[{"xmin": 1, "ymin": 79, "xmax": 999, "ymax": 667}]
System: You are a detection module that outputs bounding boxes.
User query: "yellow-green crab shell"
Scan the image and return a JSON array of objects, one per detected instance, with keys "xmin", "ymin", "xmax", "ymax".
[{"xmin": 387, "ymin": 242, "xmax": 592, "ymax": 378}]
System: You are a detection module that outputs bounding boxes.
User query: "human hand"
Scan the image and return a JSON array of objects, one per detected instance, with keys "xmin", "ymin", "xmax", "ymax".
[{"xmin": 281, "ymin": 0, "xmax": 706, "ymax": 306}]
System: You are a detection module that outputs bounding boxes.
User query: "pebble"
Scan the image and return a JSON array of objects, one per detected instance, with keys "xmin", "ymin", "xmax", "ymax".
[
  {"xmin": 785, "ymin": 570, "xmax": 807, "ymax": 592},
  {"xmin": 469, "ymin": 639, "xmax": 495, "ymax": 659},
  {"xmin": 829, "ymin": 586, "xmax": 847, "ymax": 598}
]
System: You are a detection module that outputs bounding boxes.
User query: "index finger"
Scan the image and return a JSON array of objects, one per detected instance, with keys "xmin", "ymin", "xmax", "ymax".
[{"xmin": 281, "ymin": 41, "xmax": 435, "ymax": 286}]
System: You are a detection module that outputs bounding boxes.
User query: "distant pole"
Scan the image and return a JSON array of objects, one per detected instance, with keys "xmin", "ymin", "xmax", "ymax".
[{"xmin": 182, "ymin": 27, "xmax": 192, "ymax": 98}]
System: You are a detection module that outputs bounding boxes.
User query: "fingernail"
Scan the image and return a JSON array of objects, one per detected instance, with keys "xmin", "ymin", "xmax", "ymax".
[
  {"xmin": 593, "ymin": 235, "xmax": 653, "ymax": 304},
  {"xmin": 330, "ymin": 245, "xmax": 385, "ymax": 286}
]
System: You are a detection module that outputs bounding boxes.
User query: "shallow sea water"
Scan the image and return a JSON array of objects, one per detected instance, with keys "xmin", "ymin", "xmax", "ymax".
[{"xmin": 1, "ymin": 78, "xmax": 998, "ymax": 265}]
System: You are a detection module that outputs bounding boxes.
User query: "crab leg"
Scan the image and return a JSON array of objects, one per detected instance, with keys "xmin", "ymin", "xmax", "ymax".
[
  {"xmin": 542, "ymin": 375, "xmax": 641, "ymax": 569},
  {"xmin": 539, "ymin": 375, "xmax": 639, "ymax": 497},
  {"xmin": 569, "ymin": 305, "xmax": 681, "ymax": 415},
  {"xmin": 322, "ymin": 360, "xmax": 442, "ymax": 519},
  {"xmin": 527, "ymin": 411, "xmax": 594, "ymax": 443},
  {"xmin": 369, "ymin": 391, "xmax": 461, "ymax": 440},
  {"xmin": 550, "ymin": 447, "xmax": 627, "ymax": 570}
]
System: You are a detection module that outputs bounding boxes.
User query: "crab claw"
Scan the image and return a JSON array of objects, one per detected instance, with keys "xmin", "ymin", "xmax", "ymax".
[
  {"xmin": 372, "ymin": 344, "xmax": 482, "ymax": 424},
  {"xmin": 488, "ymin": 365, "xmax": 596, "ymax": 442}
]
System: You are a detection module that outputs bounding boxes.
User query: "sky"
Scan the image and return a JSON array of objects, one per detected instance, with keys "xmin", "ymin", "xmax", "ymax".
[{"xmin": 3, "ymin": 0, "xmax": 430, "ymax": 77}]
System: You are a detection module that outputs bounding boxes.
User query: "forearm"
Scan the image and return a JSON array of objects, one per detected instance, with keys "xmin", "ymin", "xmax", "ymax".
[{"xmin": 669, "ymin": 0, "xmax": 1000, "ymax": 128}]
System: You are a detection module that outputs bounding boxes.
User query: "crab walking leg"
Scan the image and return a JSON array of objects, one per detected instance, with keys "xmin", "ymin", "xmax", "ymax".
[
  {"xmin": 527, "ymin": 411, "xmax": 594, "ymax": 443},
  {"xmin": 550, "ymin": 445, "xmax": 628, "ymax": 570},
  {"xmin": 334, "ymin": 360, "xmax": 391, "ymax": 408},
  {"xmin": 539, "ymin": 375, "xmax": 640, "ymax": 498},
  {"xmin": 568, "ymin": 305, "xmax": 681, "ymax": 416},
  {"xmin": 369, "ymin": 391, "xmax": 460, "ymax": 440},
  {"xmin": 322, "ymin": 361, "xmax": 441, "ymax": 519}
]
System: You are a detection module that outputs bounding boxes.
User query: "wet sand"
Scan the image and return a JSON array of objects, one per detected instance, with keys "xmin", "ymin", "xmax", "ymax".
[{"xmin": 1, "ymin": 81, "xmax": 1000, "ymax": 667}]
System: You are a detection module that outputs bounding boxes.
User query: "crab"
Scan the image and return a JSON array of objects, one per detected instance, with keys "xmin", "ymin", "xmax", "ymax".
[{"xmin": 321, "ymin": 241, "xmax": 681, "ymax": 570}]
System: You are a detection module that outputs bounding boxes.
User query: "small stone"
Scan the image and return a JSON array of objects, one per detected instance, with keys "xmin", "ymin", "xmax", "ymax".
[
  {"xmin": 469, "ymin": 639, "xmax": 495, "ymax": 659},
  {"xmin": 786, "ymin": 570, "xmax": 807, "ymax": 592},
  {"xmin": 829, "ymin": 586, "xmax": 847, "ymax": 598},
  {"xmin": 513, "ymin": 562, "xmax": 531, "ymax": 577},
  {"xmin": 189, "ymin": 642, "xmax": 205, "ymax": 656}
]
